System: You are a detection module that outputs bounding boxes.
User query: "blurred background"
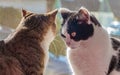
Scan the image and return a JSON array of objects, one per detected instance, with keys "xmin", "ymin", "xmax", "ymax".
[{"xmin": 0, "ymin": 0, "xmax": 120, "ymax": 75}]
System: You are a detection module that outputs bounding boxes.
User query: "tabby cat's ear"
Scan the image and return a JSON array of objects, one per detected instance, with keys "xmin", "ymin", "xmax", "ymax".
[
  {"xmin": 78, "ymin": 7, "xmax": 90, "ymax": 23},
  {"xmin": 22, "ymin": 9, "xmax": 32, "ymax": 17},
  {"xmin": 47, "ymin": 9, "xmax": 58, "ymax": 21},
  {"xmin": 59, "ymin": 8, "xmax": 72, "ymax": 20}
]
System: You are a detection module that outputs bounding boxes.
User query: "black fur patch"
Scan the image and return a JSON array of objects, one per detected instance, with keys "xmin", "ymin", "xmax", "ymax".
[
  {"xmin": 116, "ymin": 49, "xmax": 120, "ymax": 71},
  {"xmin": 107, "ymin": 37, "xmax": 120, "ymax": 75},
  {"xmin": 66, "ymin": 15, "xmax": 94, "ymax": 41},
  {"xmin": 111, "ymin": 37, "xmax": 120, "ymax": 51},
  {"xmin": 90, "ymin": 14, "xmax": 101, "ymax": 27},
  {"xmin": 0, "ymin": 41, "xmax": 5, "ymax": 54},
  {"xmin": 107, "ymin": 56, "xmax": 117, "ymax": 75},
  {"xmin": 61, "ymin": 12, "xmax": 101, "ymax": 27},
  {"xmin": 61, "ymin": 12, "xmax": 75, "ymax": 26},
  {"xmin": 60, "ymin": 9, "xmax": 101, "ymax": 41}
]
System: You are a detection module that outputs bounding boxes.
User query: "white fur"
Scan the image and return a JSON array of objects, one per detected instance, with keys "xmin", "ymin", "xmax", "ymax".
[
  {"xmin": 41, "ymin": 28, "xmax": 55, "ymax": 52},
  {"xmin": 109, "ymin": 70, "xmax": 120, "ymax": 75},
  {"xmin": 41, "ymin": 28, "xmax": 55, "ymax": 74},
  {"xmin": 63, "ymin": 25, "xmax": 114, "ymax": 75}
]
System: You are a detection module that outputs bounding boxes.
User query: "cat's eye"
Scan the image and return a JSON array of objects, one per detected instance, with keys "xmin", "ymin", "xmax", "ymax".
[
  {"xmin": 71, "ymin": 32, "xmax": 76, "ymax": 37},
  {"xmin": 61, "ymin": 34, "xmax": 66, "ymax": 38}
]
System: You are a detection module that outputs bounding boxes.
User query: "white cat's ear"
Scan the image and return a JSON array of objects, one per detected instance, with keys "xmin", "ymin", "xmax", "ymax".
[
  {"xmin": 78, "ymin": 7, "xmax": 90, "ymax": 23},
  {"xmin": 59, "ymin": 8, "xmax": 72, "ymax": 20},
  {"xmin": 47, "ymin": 9, "xmax": 58, "ymax": 21}
]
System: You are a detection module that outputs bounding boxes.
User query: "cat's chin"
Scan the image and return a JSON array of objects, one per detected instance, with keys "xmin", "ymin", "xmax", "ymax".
[
  {"xmin": 66, "ymin": 44, "xmax": 80, "ymax": 49},
  {"xmin": 64, "ymin": 39, "xmax": 81, "ymax": 49},
  {"xmin": 69, "ymin": 46, "xmax": 78, "ymax": 49}
]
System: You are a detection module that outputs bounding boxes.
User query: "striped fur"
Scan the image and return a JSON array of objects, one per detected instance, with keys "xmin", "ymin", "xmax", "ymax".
[{"xmin": 0, "ymin": 9, "xmax": 58, "ymax": 75}]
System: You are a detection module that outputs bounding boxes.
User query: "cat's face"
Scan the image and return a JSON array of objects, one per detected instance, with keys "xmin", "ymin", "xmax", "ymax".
[
  {"xmin": 18, "ymin": 9, "xmax": 58, "ymax": 42},
  {"xmin": 59, "ymin": 7, "xmax": 100, "ymax": 49}
]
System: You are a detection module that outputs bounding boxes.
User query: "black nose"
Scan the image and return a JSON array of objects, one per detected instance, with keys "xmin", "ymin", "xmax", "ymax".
[{"xmin": 61, "ymin": 33, "xmax": 66, "ymax": 38}]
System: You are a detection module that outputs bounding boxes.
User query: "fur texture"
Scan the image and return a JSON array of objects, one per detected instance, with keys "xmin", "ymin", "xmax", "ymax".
[
  {"xmin": 59, "ymin": 7, "xmax": 120, "ymax": 75},
  {"xmin": 0, "ymin": 9, "xmax": 58, "ymax": 75}
]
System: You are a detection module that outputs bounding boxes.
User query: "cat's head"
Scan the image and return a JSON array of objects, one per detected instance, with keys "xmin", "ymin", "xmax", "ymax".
[
  {"xmin": 18, "ymin": 9, "xmax": 58, "ymax": 42},
  {"xmin": 59, "ymin": 7, "xmax": 101, "ymax": 48}
]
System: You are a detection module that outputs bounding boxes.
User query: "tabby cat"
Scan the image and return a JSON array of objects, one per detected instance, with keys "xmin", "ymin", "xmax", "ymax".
[
  {"xmin": 59, "ymin": 7, "xmax": 120, "ymax": 75},
  {"xmin": 0, "ymin": 9, "xmax": 58, "ymax": 75}
]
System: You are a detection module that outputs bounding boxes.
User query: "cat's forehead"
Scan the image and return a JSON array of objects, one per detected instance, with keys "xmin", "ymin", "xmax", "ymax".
[
  {"xmin": 25, "ymin": 13, "xmax": 44, "ymax": 19},
  {"xmin": 67, "ymin": 13, "xmax": 86, "ymax": 24},
  {"xmin": 65, "ymin": 13, "xmax": 101, "ymax": 27},
  {"xmin": 70, "ymin": 11, "xmax": 90, "ymax": 20},
  {"xmin": 23, "ymin": 14, "xmax": 49, "ymax": 24}
]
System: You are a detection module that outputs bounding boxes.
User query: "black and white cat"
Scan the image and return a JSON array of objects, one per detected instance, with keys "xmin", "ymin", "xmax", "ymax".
[{"xmin": 59, "ymin": 7, "xmax": 120, "ymax": 75}]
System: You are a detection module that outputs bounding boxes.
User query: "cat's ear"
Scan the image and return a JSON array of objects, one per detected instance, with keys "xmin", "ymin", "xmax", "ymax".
[
  {"xmin": 78, "ymin": 7, "xmax": 90, "ymax": 23},
  {"xmin": 22, "ymin": 9, "xmax": 32, "ymax": 17},
  {"xmin": 47, "ymin": 9, "xmax": 58, "ymax": 21},
  {"xmin": 59, "ymin": 8, "xmax": 72, "ymax": 20}
]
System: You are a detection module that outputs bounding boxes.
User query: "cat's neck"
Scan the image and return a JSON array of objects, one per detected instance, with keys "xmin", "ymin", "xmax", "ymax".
[
  {"xmin": 40, "ymin": 28, "xmax": 55, "ymax": 52},
  {"xmin": 68, "ymin": 26, "xmax": 113, "ymax": 75}
]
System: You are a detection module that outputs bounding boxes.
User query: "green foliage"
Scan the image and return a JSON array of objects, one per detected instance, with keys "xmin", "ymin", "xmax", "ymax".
[
  {"xmin": 0, "ymin": 7, "xmax": 21, "ymax": 28},
  {"xmin": 50, "ymin": 17, "xmax": 67, "ymax": 56},
  {"xmin": 50, "ymin": 35, "xmax": 66, "ymax": 56}
]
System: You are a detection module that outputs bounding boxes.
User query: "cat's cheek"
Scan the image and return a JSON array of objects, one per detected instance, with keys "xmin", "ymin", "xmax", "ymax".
[
  {"xmin": 63, "ymin": 38, "xmax": 70, "ymax": 47},
  {"xmin": 65, "ymin": 39, "xmax": 78, "ymax": 49},
  {"xmin": 64, "ymin": 34, "xmax": 72, "ymax": 46}
]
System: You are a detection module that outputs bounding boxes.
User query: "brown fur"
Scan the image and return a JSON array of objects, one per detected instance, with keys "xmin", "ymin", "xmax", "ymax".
[{"xmin": 0, "ymin": 9, "xmax": 58, "ymax": 75}]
